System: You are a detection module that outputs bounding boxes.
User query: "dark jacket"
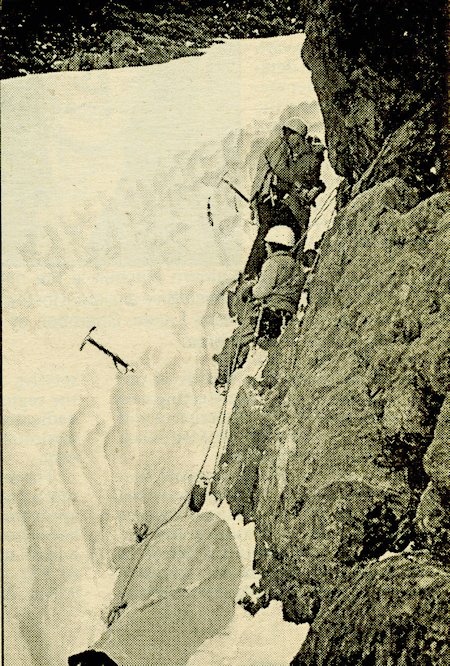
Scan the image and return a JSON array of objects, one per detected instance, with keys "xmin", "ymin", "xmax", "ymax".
[{"xmin": 250, "ymin": 135, "xmax": 325, "ymax": 215}]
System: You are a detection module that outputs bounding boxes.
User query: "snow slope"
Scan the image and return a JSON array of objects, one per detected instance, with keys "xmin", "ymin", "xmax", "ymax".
[{"xmin": 2, "ymin": 35, "xmax": 339, "ymax": 665}]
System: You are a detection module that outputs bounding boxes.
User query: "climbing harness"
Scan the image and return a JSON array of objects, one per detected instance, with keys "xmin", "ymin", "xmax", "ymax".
[
  {"xmin": 252, "ymin": 305, "xmax": 265, "ymax": 345},
  {"xmin": 249, "ymin": 305, "xmax": 291, "ymax": 353},
  {"xmin": 80, "ymin": 327, "xmax": 134, "ymax": 374}
]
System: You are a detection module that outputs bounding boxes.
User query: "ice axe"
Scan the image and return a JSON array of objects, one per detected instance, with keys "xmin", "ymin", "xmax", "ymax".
[
  {"xmin": 219, "ymin": 171, "xmax": 250, "ymax": 203},
  {"xmin": 80, "ymin": 326, "xmax": 134, "ymax": 374},
  {"xmin": 207, "ymin": 172, "xmax": 251, "ymax": 226}
]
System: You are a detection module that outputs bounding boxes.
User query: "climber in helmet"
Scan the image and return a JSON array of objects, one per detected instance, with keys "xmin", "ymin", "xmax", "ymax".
[
  {"xmin": 244, "ymin": 115, "xmax": 326, "ymax": 279},
  {"xmin": 214, "ymin": 225, "xmax": 304, "ymax": 394}
]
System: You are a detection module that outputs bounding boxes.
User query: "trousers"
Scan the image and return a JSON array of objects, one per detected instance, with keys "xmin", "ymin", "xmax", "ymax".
[
  {"xmin": 214, "ymin": 306, "xmax": 293, "ymax": 384},
  {"xmin": 214, "ymin": 314, "xmax": 259, "ymax": 384}
]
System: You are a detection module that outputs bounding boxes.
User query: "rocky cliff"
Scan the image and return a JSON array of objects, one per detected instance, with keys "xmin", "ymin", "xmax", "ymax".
[{"xmin": 213, "ymin": 2, "xmax": 449, "ymax": 664}]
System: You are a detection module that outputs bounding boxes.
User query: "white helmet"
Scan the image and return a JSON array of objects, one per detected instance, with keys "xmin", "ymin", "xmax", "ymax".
[
  {"xmin": 282, "ymin": 117, "xmax": 307, "ymax": 136},
  {"xmin": 265, "ymin": 225, "xmax": 295, "ymax": 247}
]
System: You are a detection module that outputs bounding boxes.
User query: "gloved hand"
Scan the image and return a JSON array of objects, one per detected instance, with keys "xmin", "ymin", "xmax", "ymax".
[
  {"xmin": 240, "ymin": 278, "xmax": 257, "ymax": 301},
  {"xmin": 305, "ymin": 186, "xmax": 322, "ymax": 204},
  {"xmin": 292, "ymin": 182, "xmax": 310, "ymax": 204}
]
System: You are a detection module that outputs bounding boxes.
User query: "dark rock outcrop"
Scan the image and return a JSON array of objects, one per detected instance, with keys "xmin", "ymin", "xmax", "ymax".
[
  {"xmin": 215, "ymin": 178, "xmax": 449, "ymax": 611},
  {"xmin": 291, "ymin": 554, "xmax": 450, "ymax": 666},
  {"xmin": 214, "ymin": 2, "xmax": 449, "ymax": 662},
  {"xmin": 300, "ymin": 0, "xmax": 447, "ymax": 202}
]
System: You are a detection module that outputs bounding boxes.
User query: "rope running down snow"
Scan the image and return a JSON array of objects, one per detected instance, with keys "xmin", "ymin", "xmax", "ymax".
[
  {"xmin": 111, "ymin": 192, "xmax": 338, "ymax": 620},
  {"xmin": 112, "ymin": 398, "xmax": 230, "ymax": 620},
  {"xmin": 112, "ymin": 302, "xmax": 252, "ymax": 619}
]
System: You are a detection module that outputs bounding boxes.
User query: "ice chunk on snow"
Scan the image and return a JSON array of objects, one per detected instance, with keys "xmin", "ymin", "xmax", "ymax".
[{"xmin": 90, "ymin": 511, "xmax": 241, "ymax": 666}]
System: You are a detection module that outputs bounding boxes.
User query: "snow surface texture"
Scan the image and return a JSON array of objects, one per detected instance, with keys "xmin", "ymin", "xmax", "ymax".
[{"xmin": 3, "ymin": 35, "xmax": 339, "ymax": 665}]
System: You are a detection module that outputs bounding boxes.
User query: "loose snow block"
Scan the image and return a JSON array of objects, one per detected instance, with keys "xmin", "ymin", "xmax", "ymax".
[{"xmin": 92, "ymin": 511, "xmax": 242, "ymax": 666}]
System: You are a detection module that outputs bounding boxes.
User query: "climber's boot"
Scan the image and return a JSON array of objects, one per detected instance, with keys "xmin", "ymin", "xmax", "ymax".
[{"xmin": 215, "ymin": 378, "xmax": 228, "ymax": 396}]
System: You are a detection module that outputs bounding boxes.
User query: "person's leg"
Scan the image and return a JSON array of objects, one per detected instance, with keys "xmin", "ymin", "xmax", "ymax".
[
  {"xmin": 214, "ymin": 317, "xmax": 258, "ymax": 386},
  {"xmin": 243, "ymin": 199, "xmax": 273, "ymax": 279}
]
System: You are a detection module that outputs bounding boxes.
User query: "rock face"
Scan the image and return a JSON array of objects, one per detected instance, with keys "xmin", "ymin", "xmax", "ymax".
[
  {"xmin": 291, "ymin": 554, "xmax": 450, "ymax": 666},
  {"xmin": 213, "ymin": 2, "xmax": 449, "ymax": 663},
  {"xmin": 300, "ymin": 0, "xmax": 447, "ymax": 202}
]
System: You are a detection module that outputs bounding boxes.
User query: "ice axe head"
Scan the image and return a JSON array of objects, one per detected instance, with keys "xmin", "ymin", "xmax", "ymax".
[
  {"xmin": 217, "ymin": 170, "xmax": 228, "ymax": 187},
  {"xmin": 80, "ymin": 326, "xmax": 96, "ymax": 351}
]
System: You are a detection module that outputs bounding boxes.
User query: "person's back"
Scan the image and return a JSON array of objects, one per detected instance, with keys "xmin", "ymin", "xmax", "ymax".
[
  {"xmin": 245, "ymin": 118, "xmax": 325, "ymax": 279},
  {"xmin": 252, "ymin": 249, "xmax": 303, "ymax": 313},
  {"xmin": 288, "ymin": 142, "xmax": 324, "ymax": 191},
  {"xmin": 249, "ymin": 135, "xmax": 286, "ymax": 203}
]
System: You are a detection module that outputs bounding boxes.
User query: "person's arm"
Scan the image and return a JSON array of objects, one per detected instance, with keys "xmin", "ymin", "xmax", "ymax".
[
  {"xmin": 268, "ymin": 140, "xmax": 290, "ymax": 184},
  {"xmin": 239, "ymin": 277, "xmax": 258, "ymax": 301},
  {"xmin": 252, "ymin": 258, "xmax": 278, "ymax": 300}
]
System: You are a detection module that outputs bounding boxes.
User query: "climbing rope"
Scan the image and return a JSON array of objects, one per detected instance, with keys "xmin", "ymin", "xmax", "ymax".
[
  {"xmin": 210, "ymin": 398, "xmax": 230, "ymax": 480},
  {"xmin": 311, "ymin": 186, "xmax": 337, "ymax": 224},
  {"xmin": 109, "ymin": 193, "xmax": 339, "ymax": 624},
  {"xmin": 288, "ymin": 230, "xmax": 332, "ymax": 375},
  {"xmin": 110, "ymin": 300, "xmax": 256, "ymax": 623},
  {"xmin": 292, "ymin": 186, "xmax": 337, "ymax": 256},
  {"xmin": 109, "ymin": 391, "xmax": 230, "ymax": 625}
]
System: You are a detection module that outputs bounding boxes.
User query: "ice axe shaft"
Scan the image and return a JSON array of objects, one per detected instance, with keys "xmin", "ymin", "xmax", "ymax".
[
  {"xmin": 292, "ymin": 229, "xmax": 308, "ymax": 255},
  {"xmin": 207, "ymin": 197, "xmax": 214, "ymax": 226},
  {"xmin": 220, "ymin": 177, "xmax": 250, "ymax": 203},
  {"xmin": 208, "ymin": 174, "xmax": 250, "ymax": 227},
  {"xmin": 80, "ymin": 326, "xmax": 134, "ymax": 374}
]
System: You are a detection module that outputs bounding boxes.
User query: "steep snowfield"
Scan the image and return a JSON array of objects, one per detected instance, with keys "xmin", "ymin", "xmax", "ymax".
[{"xmin": 3, "ymin": 35, "xmax": 339, "ymax": 665}]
